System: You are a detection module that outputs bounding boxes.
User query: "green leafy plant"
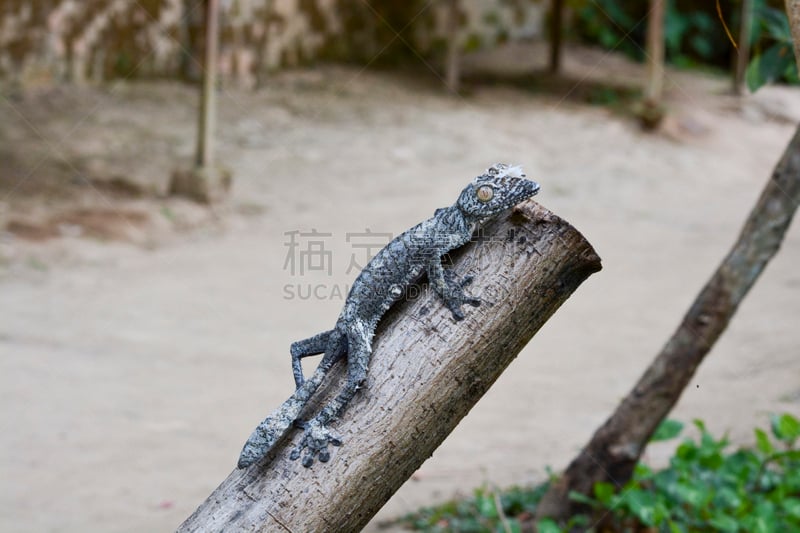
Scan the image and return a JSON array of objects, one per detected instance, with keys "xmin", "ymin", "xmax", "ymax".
[
  {"xmin": 399, "ymin": 413, "xmax": 800, "ymax": 533},
  {"xmin": 746, "ymin": 0, "xmax": 799, "ymax": 91},
  {"xmin": 568, "ymin": 0, "xmax": 798, "ymax": 88},
  {"xmin": 571, "ymin": 414, "xmax": 800, "ymax": 532},
  {"xmin": 400, "ymin": 484, "xmax": 545, "ymax": 532}
]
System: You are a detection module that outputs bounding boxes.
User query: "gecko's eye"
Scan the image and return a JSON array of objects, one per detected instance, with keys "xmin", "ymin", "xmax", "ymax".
[{"xmin": 476, "ymin": 185, "xmax": 494, "ymax": 203}]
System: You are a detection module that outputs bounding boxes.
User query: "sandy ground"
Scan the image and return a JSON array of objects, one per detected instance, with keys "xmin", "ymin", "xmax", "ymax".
[{"xmin": 1, "ymin": 45, "xmax": 799, "ymax": 532}]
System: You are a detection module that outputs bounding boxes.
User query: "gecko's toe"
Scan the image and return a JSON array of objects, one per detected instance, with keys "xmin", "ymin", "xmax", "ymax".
[
  {"xmin": 460, "ymin": 276, "xmax": 474, "ymax": 288},
  {"xmin": 467, "ymin": 298, "xmax": 481, "ymax": 307},
  {"xmin": 291, "ymin": 420, "xmax": 342, "ymax": 467}
]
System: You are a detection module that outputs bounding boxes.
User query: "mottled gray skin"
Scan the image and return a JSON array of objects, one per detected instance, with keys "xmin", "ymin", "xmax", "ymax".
[{"xmin": 238, "ymin": 164, "xmax": 540, "ymax": 469}]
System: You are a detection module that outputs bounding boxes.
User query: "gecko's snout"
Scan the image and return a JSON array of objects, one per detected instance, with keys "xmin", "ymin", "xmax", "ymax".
[{"xmin": 525, "ymin": 179, "xmax": 541, "ymax": 197}]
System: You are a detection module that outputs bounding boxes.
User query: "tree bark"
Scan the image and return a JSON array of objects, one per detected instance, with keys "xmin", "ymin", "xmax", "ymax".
[
  {"xmin": 536, "ymin": 125, "xmax": 800, "ymax": 522},
  {"xmin": 787, "ymin": 0, "xmax": 800, "ymax": 72},
  {"xmin": 178, "ymin": 200, "xmax": 601, "ymax": 532}
]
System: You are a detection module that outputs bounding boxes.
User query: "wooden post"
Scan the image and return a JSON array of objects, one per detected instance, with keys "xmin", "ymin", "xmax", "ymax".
[
  {"xmin": 549, "ymin": 0, "xmax": 564, "ymax": 74},
  {"xmin": 734, "ymin": 0, "xmax": 753, "ymax": 95},
  {"xmin": 196, "ymin": 0, "xmax": 219, "ymax": 168},
  {"xmin": 170, "ymin": 0, "xmax": 231, "ymax": 204},
  {"xmin": 445, "ymin": 0, "xmax": 461, "ymax": 93},
  {"xmin": 178, "ymin": 201, "xmax": 601, "ymax": 532},
  {"xmin": 644, "ymin": 0, "xmax": 665, "ymax": 103}
]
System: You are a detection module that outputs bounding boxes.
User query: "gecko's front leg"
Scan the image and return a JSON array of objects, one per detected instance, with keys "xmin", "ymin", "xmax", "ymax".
[{"xmin": 428, "ymin": 260, "xmax": 481, "ymax": 321}]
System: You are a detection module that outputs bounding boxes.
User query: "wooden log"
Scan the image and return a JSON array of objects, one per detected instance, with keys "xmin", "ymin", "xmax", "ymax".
[{"xmin": 178, "ymin": 200, "xmax": 601, "ymax": 533}]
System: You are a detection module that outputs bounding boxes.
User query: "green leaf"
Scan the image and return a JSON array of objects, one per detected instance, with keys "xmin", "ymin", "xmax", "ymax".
[
  {"xmin": 713, "ymin": 486, "xmax": 742, "ymax": 511},
  {"xmin": 747, "ymin": 43, "xmax": 796, "ymax": 92},
  {"xmin": 652, "ymin": 419, "xmax": 685, "ymax": 442},
  {"xmin": 709, "ymin": 513, "xmax": 740, "ymax": 532},
  {"xmin": 672, "ymin": 482, "xmax": 706, "ymax": 509},
  {"xmin": 536, "ymin": 518, "xmax": 562, "ymax": 533},
  {"xmin": 759, "ymin": 6, "xmax": 792, "ymax": 41},
  {"xmin": 782, "ymin": 498, "xmax": 800, "ymax": 520},
  {"xmin": 668, "ymin": 521, "xmax": 686, "ymax": 533},
  {"xmin": 593, "ymin": 482, "xmax": 616, "ymax": 505},
  {"xmin": 633, "ymin": 462, "xmax": 654, "ymax": 481},
  {"xmin": 771, "ymin": 413, "xmax": 800, "ymax": 442},
  {"xmin": 567, "ymin": 490, "xmax": 598, "ymax": 508},
  {"xmin": 496, "ymin": 519, "xmax": 522, "ymax": 533},
  {"xmin": 690, "ymin": 34, "xmax": 714, "ymax": 60},
  {"xmin": 476, "ymin": 492, "xmax": 498, "ymax": 519},
  {"xmin": 752, "ymin": 501, "xmax": 777, "ymax": 533},
  {"xmin": 755, "ymin": 428, "xmax": 775, "ymax": 455},
  {"xmin": 623, "ymin": 489, "xmax": 657, "ymax": 526}
]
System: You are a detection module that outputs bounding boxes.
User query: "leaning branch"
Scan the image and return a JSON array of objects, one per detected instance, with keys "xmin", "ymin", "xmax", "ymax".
[
  {"xmin": 178, "ymin": 200, "xmax": 601, "ymax": 532},
  {"xmin": 536, "ymin": 124, "xmax": 800, "ymax": 521}
]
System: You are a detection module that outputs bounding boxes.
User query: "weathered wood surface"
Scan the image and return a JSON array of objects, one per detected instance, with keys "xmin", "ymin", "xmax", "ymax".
[{"xmin": 178, "ymin": 200, "xmax": 601, "ymax": 533}]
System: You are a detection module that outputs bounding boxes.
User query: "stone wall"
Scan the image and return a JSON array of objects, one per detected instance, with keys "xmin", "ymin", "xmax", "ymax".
[{"xmin": 0, "ymin": 0, "xmax": 544, "ymax": 87}]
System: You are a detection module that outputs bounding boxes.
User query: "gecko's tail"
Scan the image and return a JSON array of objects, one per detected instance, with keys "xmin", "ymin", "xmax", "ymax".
[{"xmin": 237, "ymin": 367, "xmax": 326, "ymax": 469}]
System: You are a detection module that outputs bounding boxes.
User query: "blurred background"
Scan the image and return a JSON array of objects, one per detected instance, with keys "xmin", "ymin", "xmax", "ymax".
[{"xmin": 1, "ymin": 1, "xmax": 798, "ymax": 531}]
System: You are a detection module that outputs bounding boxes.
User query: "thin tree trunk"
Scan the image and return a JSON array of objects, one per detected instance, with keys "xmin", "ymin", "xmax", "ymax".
[
  {"xmin": 178, "ymin": 201, "xmax": 601, "ymax": 532},
  {"xmin": 196, "ymin": 0, "xmax": 219, "ymax": 168},
  {"xmin": 549, "ymin": 0, "xmax": 564, "ymax": 74},
  {"xmin": 536, "ymin": 125, "xmax": 800, "ymax": 522},
  {"xmin": 787, "ymin": 1, "xmax": 800, "ymax": 71},
  {"xmin": 734, "ymin": 0, "xmax": 753, "ymax": 95},
  {"xmin": 445, "ymin": 0, "xmax": 461, "ymax": 93},
  {"xmin": 644, "ymin": 0, "xmax": 665, "ymax": 103}
]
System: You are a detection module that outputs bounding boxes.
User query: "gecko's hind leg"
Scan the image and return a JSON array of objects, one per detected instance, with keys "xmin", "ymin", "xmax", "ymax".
[
  {"xmin": 290, "ymin": 330, "xmax": 334, "ymax": 388},
  {"xmin": 290, "ymin": 321, "xmax": 370, "ymax": 467}
]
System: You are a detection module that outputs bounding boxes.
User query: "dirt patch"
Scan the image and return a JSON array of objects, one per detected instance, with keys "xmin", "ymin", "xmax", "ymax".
[{"xmin": 6, "ymin": 208, "xmax": 150, "ymax": 242}]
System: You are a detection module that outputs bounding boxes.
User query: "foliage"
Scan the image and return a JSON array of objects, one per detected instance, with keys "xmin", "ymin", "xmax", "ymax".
[
  {"xmin": 569, "ymin": 0, "xmax": 798, "ymax": 88},
  {"xmin": 399, "ymin": 482, "xmax": 589, "ymax": 532},
  {"xmin": 746, "ymin": 0, "xmax": 800, "ymax": 91},
  {"xmin": 570, "ymin": 0, "xmax": 733, "ymax": 66},
  {"xmin": 663, "ymin": 1, "xmax": 730, "ymax": 68},
  {"xmin": 399, "ymin": 413, "xmax": 800, "ymax": 532},
  {"xmin": 572, "ymin": 414, "xmax": 800, "ymax": 532},
  {"xmin": 570, "ymin": 0, "xmax": 647, "ymax": 61}
]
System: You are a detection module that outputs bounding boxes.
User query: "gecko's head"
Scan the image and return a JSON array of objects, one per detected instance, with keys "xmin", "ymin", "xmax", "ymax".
[{"xmin": 456, "ymin": 163, "xmax": 540, "ymax": 220}]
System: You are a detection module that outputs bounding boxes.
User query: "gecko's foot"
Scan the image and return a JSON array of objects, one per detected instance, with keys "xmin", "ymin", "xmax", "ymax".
[
  {"xmin": 289, "ymin": 419, "xmax": 342, "ymax": 467},
  {"xmin": 442, "ymin": 272, "xmax": 481, "ymax": 321}
]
